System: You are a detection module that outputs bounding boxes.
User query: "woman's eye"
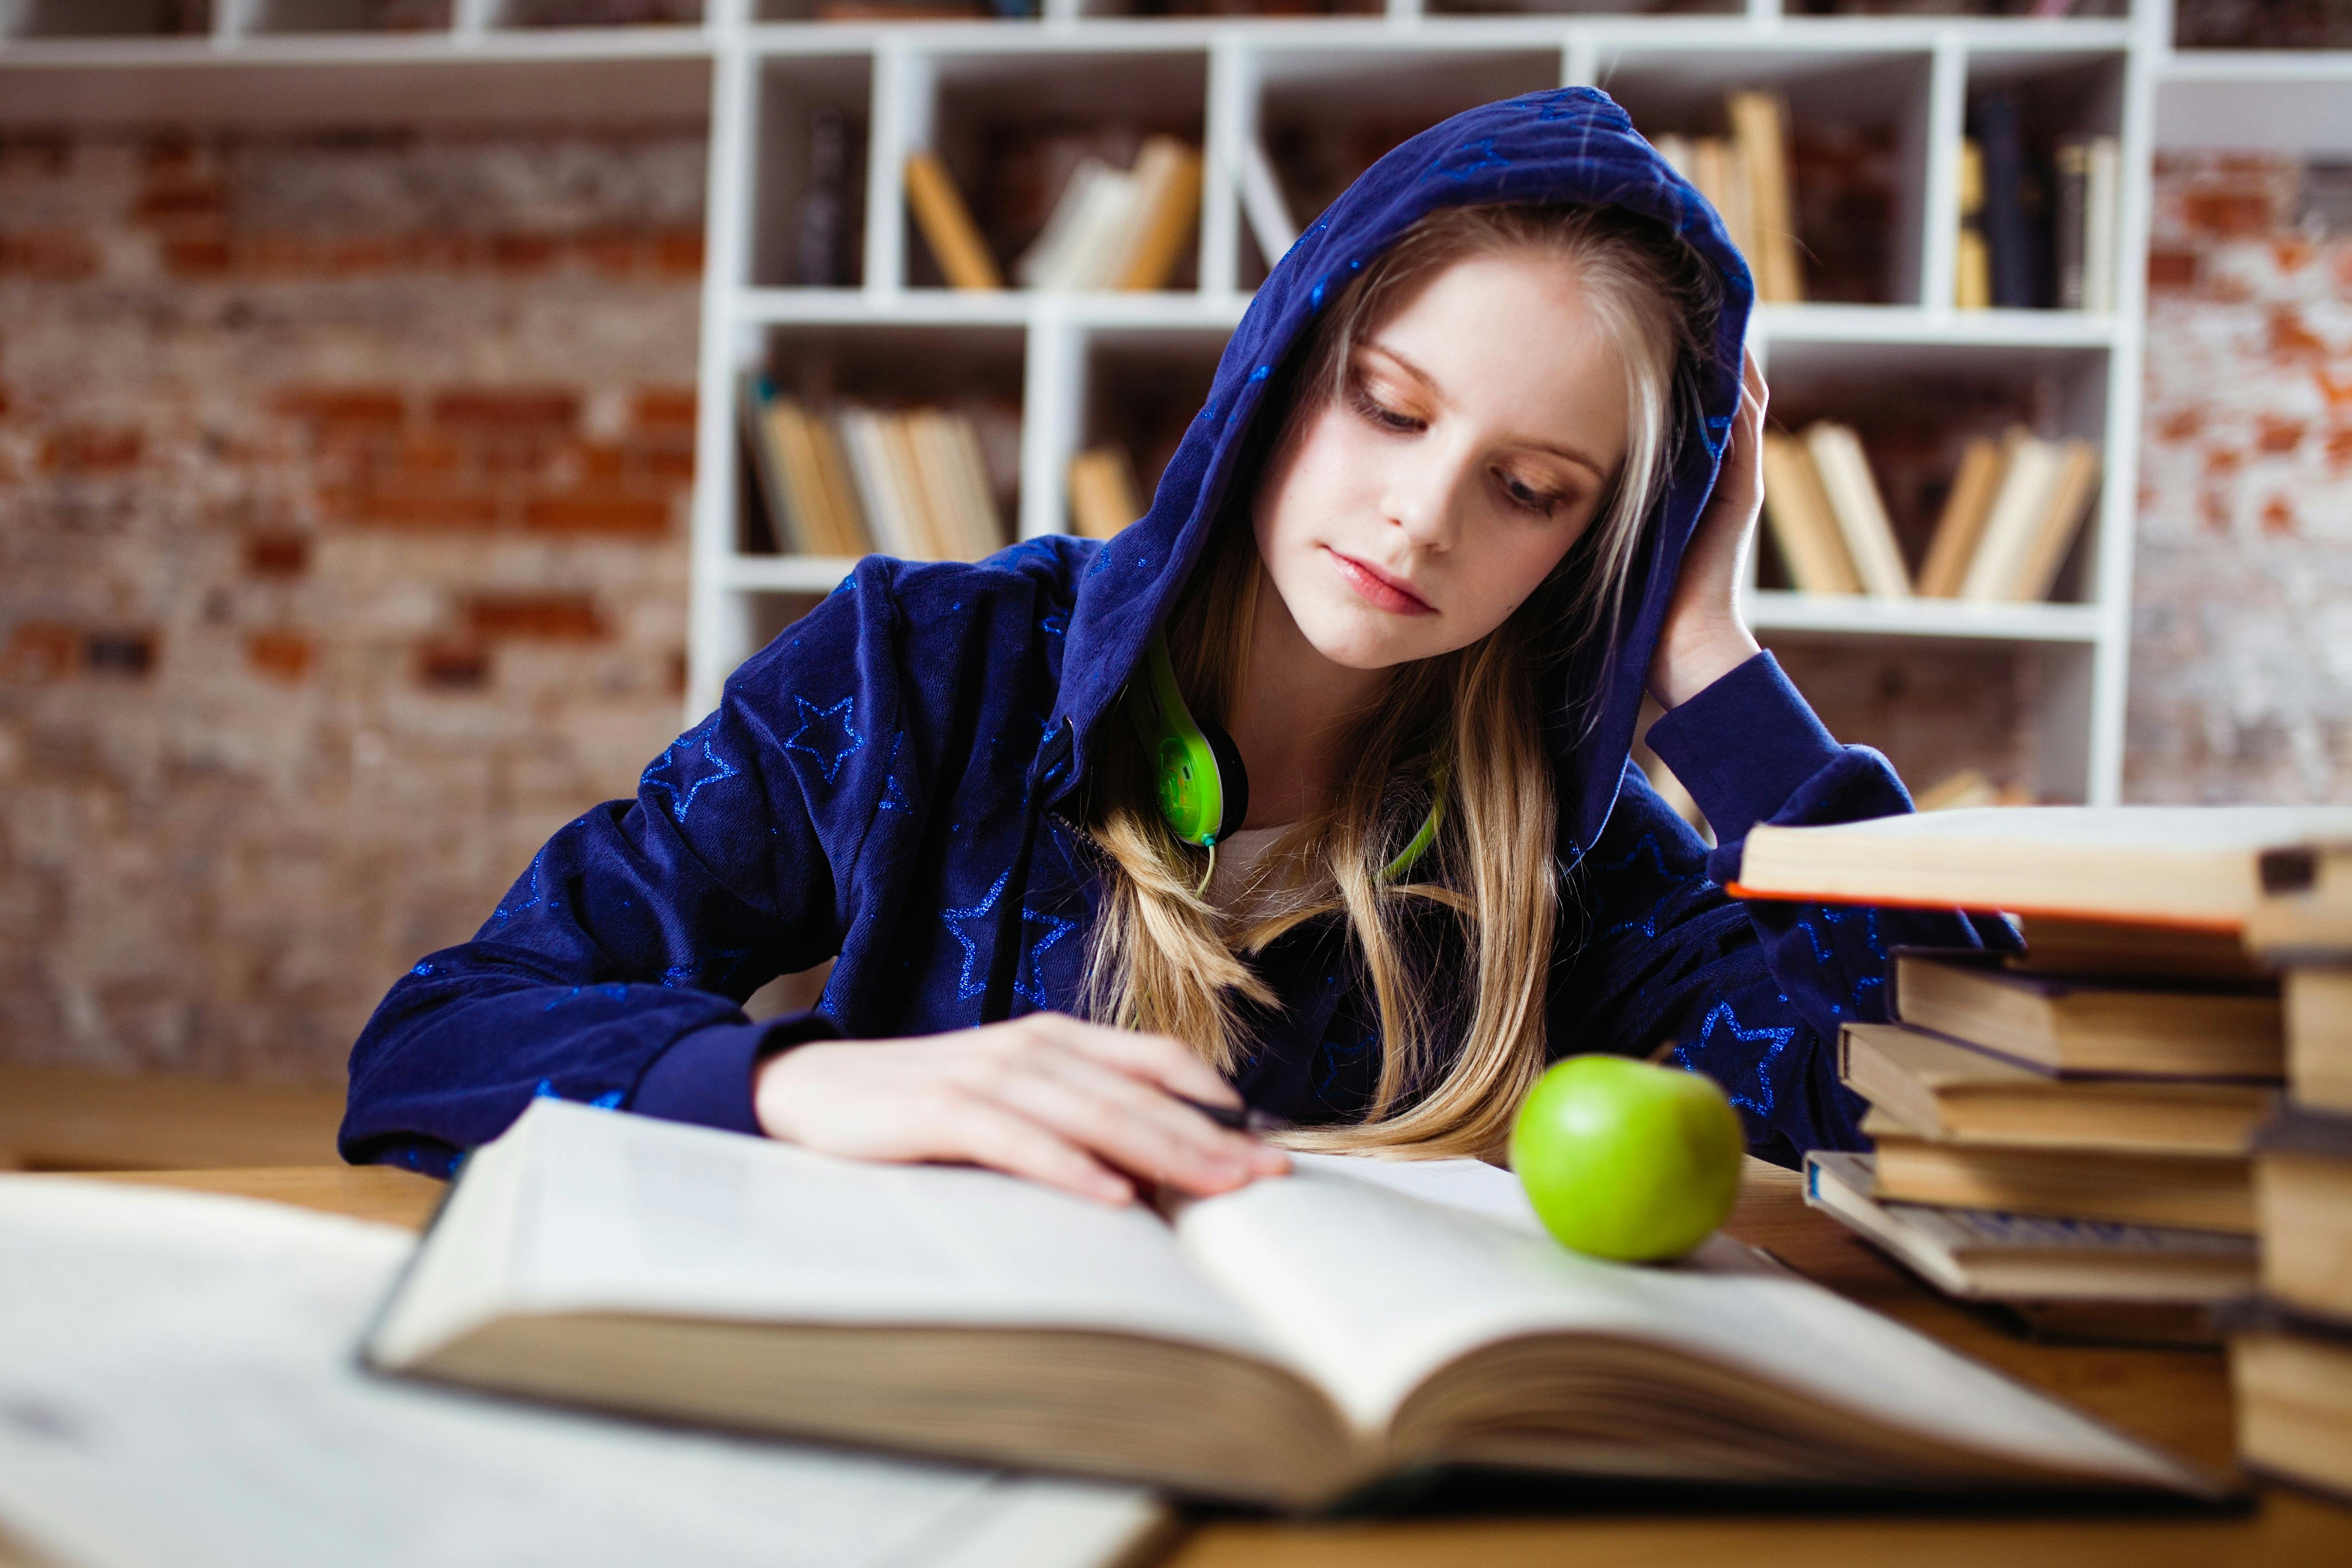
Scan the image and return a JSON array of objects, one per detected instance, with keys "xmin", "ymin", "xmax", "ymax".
[
  {"xmin": 1350, "ymin": 383, "xmax": 1423, "ymax": 433},
  {"xmin": 1501, "ymin": 472, "xmax": 1568, "ymax": 516}
]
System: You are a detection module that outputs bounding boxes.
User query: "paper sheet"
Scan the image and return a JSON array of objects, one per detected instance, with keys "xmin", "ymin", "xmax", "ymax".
[{"xmin": 0, "ymin": 1178, "xmax": 1159, "ymax": 1568}]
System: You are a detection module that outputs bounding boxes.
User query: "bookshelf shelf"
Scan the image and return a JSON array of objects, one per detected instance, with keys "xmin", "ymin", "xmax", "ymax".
[{"xmin": 9, "ymin": 0, "xmax": 2275, "ymax": 807}]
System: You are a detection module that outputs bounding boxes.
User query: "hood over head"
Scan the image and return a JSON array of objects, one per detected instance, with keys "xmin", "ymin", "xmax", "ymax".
[{"xmin": 1046, "ymin": 86, "xmax": 1755, "ymax": 864}]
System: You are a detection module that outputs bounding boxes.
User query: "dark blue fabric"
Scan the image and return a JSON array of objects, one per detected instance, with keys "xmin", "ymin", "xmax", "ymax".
[{"xmin": 341, "ymin": 88, "xmax": 2008, "ymax": 1178}]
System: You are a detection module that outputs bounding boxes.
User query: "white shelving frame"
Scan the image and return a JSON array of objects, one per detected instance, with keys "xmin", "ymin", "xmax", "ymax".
[{"xmin": 3, "ymin": 0, "xmax": 2346, "ymax": 805}]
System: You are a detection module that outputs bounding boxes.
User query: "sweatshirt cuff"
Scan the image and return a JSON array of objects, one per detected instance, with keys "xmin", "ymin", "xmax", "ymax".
[
  {"xmin": 1643, "ymin": 650, "xmax": 1843, "ymax": 846},
  {"xmin": 631, "ymin": 1011, "xmax": 841, "ymax": 1135}
]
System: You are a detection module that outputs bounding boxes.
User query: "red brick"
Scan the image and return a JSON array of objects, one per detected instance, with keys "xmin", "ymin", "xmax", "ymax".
[
  {"xmin": 0, "ymin": 229, "xmax": 101, "ymax": 282},
  {"xmin": 575, "ymin": 442, "xmax": 628, "ymax": 482},
  {"xmin": 2326, "ymin": 425, "xmax": 2352, "ymax": 470},
  {"xmin": 2157, "ymin": 406, "xmax": 2204, "ymax": 444},
  {"xmin": 2318, "ymin": 370, "xmax": 2352, "ymax": 415},
  {"xmin": 641, "ymin": 443, "xmax": 695, "ymax": 481},
  {"xmin": 2146, "ymin": 249, "xmax": 2198, "ymax": 292},
  {"xmin": 2182, "ymin": 189, "xmax": 2275, "ymax": 239},
  {"xmin": 2256, "ymin": 416, "xmax": 2308, "ymax": 454},
  {"xmin": 655, "ymin": 228, "xmax": 704, "ymax": 277},
  {"xmin": 524, "ymin": 490, "xmax": 671, "ymax": 536},
  {"xmin": 2268, "ymin": 307, "xmax": 2327, "ymax": 361},
  {"xmin": 162, "ymin": 235, "xmax": 232, "ymax": 277},
  {"xmin": 577, "ymin": 228, "xmax": 641, "ymax": 278},
  {"xmin": 2261, "ymin": 495, "xmax": 2296, "ymax": 534},
  {"xmin": 275, "ymin": 386, "xmax": 407, "ymax": 431},
  {"xmin": 134, "ymin": 178, "xmax": 225, "ymax": 224},
  {"xmin": 633, "ymin": 386, "xmax": 697, "ymax": 431},
  {"xmin": 387, "ymin": 431, "xmax": 466, "ymax": 476},
  {"xmin": 2273, "ymin": 237, "xmax": 2316, "ymax": 274},
  {"xmin": 489, "ymin": 232, "xmax": 555, "ymax": 273},
  {"xmin": 416, "ymin": 641, "xmax": 489, "ymax": 690},
  {"xmin": 467, "ymin": 593, "xmax": 606, "ymax": 641},
  {"xmin": 244, "ymin": 531, "xmax": 311, "ymax": 576},
  {"xmin": 245, "ymin": 630, "xmax": 316, "ymax": 683},
  {"xmin": 40, "ymin": 426, "xmax": 143, "ymax": 475},
  {"xmin": 430, "ymin": 387, "xmax": 579, "ymax": 432},
  {"xmin": 2204, "ymin": 446, "xmax": 2243, "ymax": 476},
  {"xmin": 352, "ymin": 476, "xmax": 502, "ymax": 530},
  {"xmin": 1, "ymin": 623, "xmax": 80, "ymax": 682}
]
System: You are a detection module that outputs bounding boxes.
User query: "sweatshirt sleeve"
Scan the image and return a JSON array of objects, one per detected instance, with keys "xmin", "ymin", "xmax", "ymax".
[
  {"xmin": 338, "ymin": 577, "xmax": 894, "ymax": 1175},
  {"xmin": 1548, "ymin": 651, "xmax": 2015, "ymax": 1167}
]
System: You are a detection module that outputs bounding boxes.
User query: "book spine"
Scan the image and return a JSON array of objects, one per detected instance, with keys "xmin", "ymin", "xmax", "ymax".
[
  {"xmin": 1970, "ymin": 93, "xmax": 2033, "ymax": 311},
  {"xmin": 810, "ymin": 412, "xmax": 875, "ymax": 558},
  {"xmin": 1728, "ymin": 91, "xmax": 1804, "ymax": 304},
  {"xmin": 2003, "ymin": 439, "xmax": 2101, "ymax": 603},
  {"xmin": 1958, "ymin": 433, "xmax": 2059, "ymax": 602},
  {"xmin": 1807, "ymin": 422, "xmax": 1911, "ymax": 598},
  {"xmin": 2054, "ymin": 139, "xmax": 2088, "ymax": 312},
  {"xmin": 2085, "ymin": 136, "xmax": 2121, "ymax": 314},
  {"xmin": 1114, "ymin": 139, "xmax": 1204, "ymax": 293},
  {"xmin": 1956, "ymin": 138, "xmax": 1992, "ymax": 311},
  {"xmin": 736, "ymin": 371, "xmax": 796, "ymax": 555},
  {"xmin": 904, "ymin": 151, "xmax": 1004, "ymax": 292},
  {"xmin": 1917, "ymin": 436, "xmax": 2007, "ymax": 599},
  {"xmin": 1759, "ymin": 432, "xmax": 1857, "ymax": 594}
]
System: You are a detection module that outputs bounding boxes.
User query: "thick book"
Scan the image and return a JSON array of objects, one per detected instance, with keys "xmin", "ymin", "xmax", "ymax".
[
  {"xmin": 2007, "ymin": 912, "xmax": 2270, "ymax": 982},
  {"xmin": 2228, "ymin": 1303, "xmax": 2352, "ymax": 1503},
  {"xmin": 0, "ymin": 1176, "xmax": 1164, "ymax": 1568},
  {"xmin": 2252, "ymin": 1107, "xmax": 2352, "ymax": 1321},
  {"xmin": 1109, "ymin": 136, "xmax": 1203, "ymax": 292},
  {"xmin": 2246, "ymin": 840, "xmax": 2352, "ymax": 961},
  {"xmin": 1916, "ymin": 434, "xmax": 2007, "ymax": 599},
  {"xmin": 2286, "ymin": 968, "xmax": 2352, "ymax": 1112},
  {"xmin": 363, "ymin": 1102, "xmax": 2217, "ymax": 1510},
  {"xmin": 1957, "ymin": 433, "xmax": 2060, "ymax": 601},
  {"xmin": 1839, "ymin": 1022, "xmax": 2275, "ymax": 1154},
  {"xmin": 2083, "ymin": 135, "xmax": 2120, "ymax": 314},
  {"xmin": 1969, "ymin": 90, "xmax": 2035, "ymax": 310},
  {"xmin": 1729, "ymin": 805, "xmax": 2352, "ymax": 929},
  {"xmin": 2054, "ymin": 138, "xmax": 2089, "ymax": 312},
  {"xmin": 1955, "ymin": 138, "xmax": 1993, "ymax": 311},
  {"xmin": 2002, "ymin": 438, "xmax": 2100, "ymax": 603},
  {"xmin": 1804, "ymin": 422, "xmax": 1910, "ymax": 598},
  {"xmin": 1863, "ymin": 1112, "xmax": 2253, "ymax": 1235},
  {"xmin": 905, "ymin": 150, "xmax": 1004, "ymax": 291},
  {"xmin": 1759, "ymin": 431, "xmax": 1862, "ymax": 593},
  {"xmin": 1890, "ymin": 951, "xmax": 2283, "ymax": 1081},
  {"xmin": 1805, "ymin": 1150, "xmax": 2256, "ymax": 1305},
  {"xmin": 737, "ymin": 371, "xmax": 801, "ymax": 555}
]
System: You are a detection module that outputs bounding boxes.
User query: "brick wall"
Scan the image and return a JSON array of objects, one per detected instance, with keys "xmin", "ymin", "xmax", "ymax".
[
  {"xmin": 0, "ymin": 128, "xmax": 706, "ymax": 1081},
  {"xmin": 2132, "ymin": 154, "xmax": 2352, "ymax": 802}
]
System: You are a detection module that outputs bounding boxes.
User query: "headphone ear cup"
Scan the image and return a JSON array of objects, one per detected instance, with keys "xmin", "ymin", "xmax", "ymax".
[{"xmin": 1195, "ymin": 719, "xmax": 1250, "ymax": 845}]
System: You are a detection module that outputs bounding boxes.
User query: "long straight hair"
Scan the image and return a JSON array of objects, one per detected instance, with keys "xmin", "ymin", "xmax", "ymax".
[{"xmin": 1083, "ymin": 202, "xmax": 1721, "ymax": 1159}]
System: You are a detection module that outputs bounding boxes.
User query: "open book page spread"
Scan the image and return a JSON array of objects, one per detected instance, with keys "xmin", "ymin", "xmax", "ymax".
[
  {"xmin": 1173, "ymin": 1155, "xmax": 2202, "ymax": 1490},
  {"xmin": 0, "ymin": 1176, "xmax": 1159, "ymax": 1568},
  {"xmin": 505, "ymin": 1102, "xmax": 1271, "ymax": 1356}
]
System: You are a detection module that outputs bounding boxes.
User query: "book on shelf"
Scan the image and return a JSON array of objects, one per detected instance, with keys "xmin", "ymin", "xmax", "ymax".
[
  {"xmin": 1968, "ymin": 90, "xmax": 2039, "ymax": 311},
  {"xmin": 1758, "ymin": 430, "xmax": 1862, "ymax": 594},
  {"xmin": 1955, "ymin": 138, "xmax": 1993, "ymax": 312},
  {"xmin": 1068, "ymin": 444, "xmax": 1144, "ymax": 541},
  {"xmin": 1839, "ymin": 1022, "xmax": 2274, "ymax": 1157},
  {"xmin": 1916, "ymin": 433, "xmax": 2007, "ymax": 598},
  {"xmin": 1804, "ymin": 1150, "xmax": 2257, "ymax": 1306},
  {"xmin": 792, "ymin": 106, "xmax": 858, "ymax": 289},
  {"xmin": 1236, "ymin": 136, "xmax": 1299, "ymax": 266},
  {"xmin": 1952, "ymin": 431, "xmax": 2100, "ymax": 604},
  {"xmin": 1726, "ymin": 90, "xmax": 1805, "ymax": 306},
  {"xmin": 2228, "ymin": 1301, "xmax": 2352, "ymax": 1503},
  {"xmin": 1861, "ymin": 1111, "xmax": 2255, "ymax": 1235},
  {"xmin": 740, "ymin": 374, "xmax": 870, "ymax": 559},
  {"xmin": 1804, "ymin": 421, "xmax": 1911, "ymax": 599},
  {"xmin": 905, "ymin": 150, "xmax": 1004, "ymax": 291},
  {"xmin": 2053, "ymin": 136, "xmax": 2121, "ymax": 314},
  {"xmin": 745, "ymin": 383, "xmax": 1005, "ymax": 564},
  {"xmin": 1015, "ymin": 136, "xmax": 1202, "ymax": 294},
  {"xmin": 363, "ymin": 1099, "xmax": 2217, "ymax": 1510},
  {"xmin": 1729, "ymin": 805, "xmax": 2352, "ymax": 930},
  {"xmin": 1889, "ymin": 950, "xmax": 2284, "ymax": 1081},
  {"xmin": 2250, "ymin": 1106, "xmax": 2352, "ymax": 1322}
]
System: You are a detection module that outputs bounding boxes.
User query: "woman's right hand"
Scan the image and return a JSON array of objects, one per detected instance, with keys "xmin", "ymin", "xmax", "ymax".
[{"xmin": 751, "ymin": 1014, "xmax": 1290, "ymax": 1206}]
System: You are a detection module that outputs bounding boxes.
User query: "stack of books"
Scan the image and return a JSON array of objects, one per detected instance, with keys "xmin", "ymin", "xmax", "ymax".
[
  {"xmin": 739, "ymin": 373, "xmax": 1008, "ymax": 562},
  {"xmin": 1651, "ymin": 89, "xmax": 1805, "ymax": 305},
  {"xmin": 905, "ymin": 137, "xmax": 1202, "ymax": 294},
  {"xmin": 2232, "ymin": 840, "xmax": 2352, "ymax": 1500},
  {"xmin": 1958, "ymin": 91, "xmax": 2120, "ymax": 314},
  {"xmin": 1728, "ymin": 808, "xmax": 2352, "ymax": 1343},
  {"xmin": 1762, "ymin": 421, "xmax": 2098, "ymax": 604}
]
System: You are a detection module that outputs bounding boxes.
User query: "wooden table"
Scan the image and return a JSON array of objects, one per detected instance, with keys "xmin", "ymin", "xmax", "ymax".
[{"xmin": 15, "ymin": 1161, "xmax": 2352, "ymax": 1568}]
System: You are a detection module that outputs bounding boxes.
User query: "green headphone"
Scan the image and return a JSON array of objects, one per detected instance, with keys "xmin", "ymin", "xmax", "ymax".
[{"xmin": 1123, "ymin": 632, "xmax": 1442, "ymax": 883}]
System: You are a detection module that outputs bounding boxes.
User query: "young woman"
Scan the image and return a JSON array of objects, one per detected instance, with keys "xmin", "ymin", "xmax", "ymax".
[{"xmin": 343, "ymin": 88, "xmax": 2007, "ymax": 1201}]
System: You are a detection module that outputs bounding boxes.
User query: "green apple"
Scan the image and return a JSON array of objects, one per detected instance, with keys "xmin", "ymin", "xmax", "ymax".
[{"xmin": 1510, "ymin": 1054, "xmax": 1744, "ymax": 1262}]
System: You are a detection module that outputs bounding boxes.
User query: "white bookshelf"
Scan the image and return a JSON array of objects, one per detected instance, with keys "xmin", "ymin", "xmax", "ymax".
[{"xmin": 2, "ymin": 0, "xmax": 2343, "ymax": 806}]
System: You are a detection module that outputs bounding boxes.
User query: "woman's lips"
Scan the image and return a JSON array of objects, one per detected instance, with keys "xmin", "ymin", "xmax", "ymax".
[{"xmin": 1326, "ymin": 549, "xmax": 1437, "ymax": 616}]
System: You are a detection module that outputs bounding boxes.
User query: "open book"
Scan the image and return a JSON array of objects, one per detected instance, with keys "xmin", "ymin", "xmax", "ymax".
[{"xmin": 365, "ymin": 1101, "xmax": 2218, "ymax": 1511}]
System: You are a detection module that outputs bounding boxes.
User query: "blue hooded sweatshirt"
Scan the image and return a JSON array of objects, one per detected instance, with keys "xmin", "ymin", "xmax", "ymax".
[{"xmin": 342, "ymin": 87, "xmax": 2008, "ymax": 1178}]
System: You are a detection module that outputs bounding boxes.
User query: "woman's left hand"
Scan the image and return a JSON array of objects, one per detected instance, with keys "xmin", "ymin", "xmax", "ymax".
[{"xmin": 1648, "ymin": 346, "xmax": 1766, "ymax": 709}]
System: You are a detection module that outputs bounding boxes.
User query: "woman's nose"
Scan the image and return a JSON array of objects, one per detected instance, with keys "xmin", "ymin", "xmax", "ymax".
[{"xmin": 1380, "ymin": 441, "xmax": 1473, "ymax": 551}]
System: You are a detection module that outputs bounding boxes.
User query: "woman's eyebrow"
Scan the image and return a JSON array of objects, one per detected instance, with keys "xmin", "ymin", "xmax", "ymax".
[{"xmin": 1361, "ymin": 338, "xmax": 1607, "ymax": 480}]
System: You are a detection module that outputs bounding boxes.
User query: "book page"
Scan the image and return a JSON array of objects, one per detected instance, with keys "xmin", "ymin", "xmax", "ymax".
[
  {"xmin": 494, "ymin": 1101, "xmax": 1269, "ymax": 1357},
  {"xmin": 1172, "ymin": 1154, "xmax": 2201, "ymax": 1488},
  {"xmin": 0, "ymin": 1176, "xmax": 1161, "ymax": 1568}
]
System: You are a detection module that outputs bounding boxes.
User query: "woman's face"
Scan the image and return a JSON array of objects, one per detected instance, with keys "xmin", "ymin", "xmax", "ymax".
[{"xmin": 1251, "ymin": 251, "xmax": 1632, "ymax": 673}]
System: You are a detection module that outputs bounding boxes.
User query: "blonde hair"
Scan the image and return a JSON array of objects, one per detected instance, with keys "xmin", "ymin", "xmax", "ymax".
[{"xmin": 1083, "ymin": 202, "xmax": 1720, "ymax": 1160}]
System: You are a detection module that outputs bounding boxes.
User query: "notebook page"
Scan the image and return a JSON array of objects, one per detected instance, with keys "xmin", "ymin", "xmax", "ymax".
[
  {"xmin": 495, "ymin": 1101, "xmax": 1269, "ymax": 1356},
  {"xmin": 1172, "ymin": 1155, "xmax": 2204, "ymax": 1490},
  {"xmin": 0, "ymin": 1177, "xmax": 1160, "ymax": 1568}
]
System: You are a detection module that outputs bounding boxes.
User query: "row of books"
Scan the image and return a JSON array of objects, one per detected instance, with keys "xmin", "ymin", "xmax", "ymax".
[
  {"xmin": 1651, "ymin": 91, "xmax": 1806, "ymax": 306},
  {"xmin": 906, "ymin": 137, "xmax": 1202, "ymax": 294},
  {"xmin": 1761, "ymin": 422, "xmax": 2098, "ymax": 602},
  {"xmin": 1958, "ymin": 91, "xmax": 2120, "ymax": 313},
  {"xmin": 739, "ymin": 373, "xmax": 1007, "ymax": 561},
  {"xmin": 1738, "ymin": 805, "xmax": 2352, "ymax": 1495}
]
